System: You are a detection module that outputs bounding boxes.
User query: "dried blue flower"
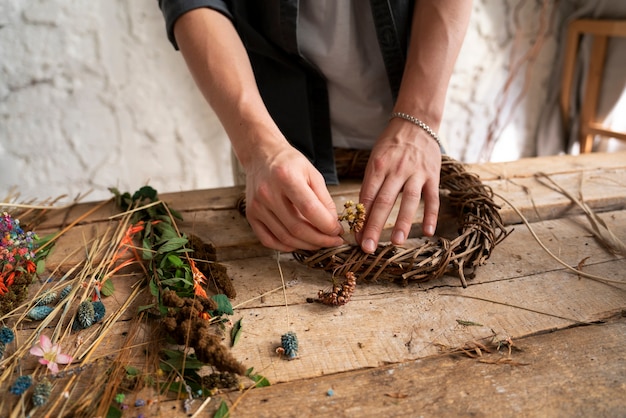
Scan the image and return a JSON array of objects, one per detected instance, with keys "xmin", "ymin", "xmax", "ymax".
[
  {"xmin": 135, "ymin": 399, "xmax": 146, "ymax": 407},
  {"xmin": 76, "ymin": 300, "xmax": 95, "ymax": 329},
  {"xmin": 27, "ymin": 306, "xmax": 54, "ymax": 321},
  {"xmin": 10, "ymin": 375, "xmax": 33, "ymax": 395},
  {"xmin": 59, "ymin": 284, "xmax": 72, "ymax": 300},
  {"xmin": 92, "ymin": 301, "xmax": 106, "ymax": 322},
  {"xmin": 0, "ymin": 326, "xmax": 14, "ymax": 344},
  {"xmin": 35, "ymin": 291, "xmax": 57, "ymax": 306},
  {"xmin": 280, "ymin": 331, "xmax": 299, "ymax": 360},
  {"xmin": 32, "ymin": 378, "xmax": 52, "ymax": 406}
]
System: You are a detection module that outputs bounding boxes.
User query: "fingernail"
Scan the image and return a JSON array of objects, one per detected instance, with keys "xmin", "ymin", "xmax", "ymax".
[
  {"xmin": 424, "ymin": 224, "xmax": 435, "ymax": 236},
  {"xmin": 363, "ymin": 239, "xmax": 376, "ymax": 253},
  {"xmin": 392, "ymin": 230, "xmax": 405, "ymax": 245}
]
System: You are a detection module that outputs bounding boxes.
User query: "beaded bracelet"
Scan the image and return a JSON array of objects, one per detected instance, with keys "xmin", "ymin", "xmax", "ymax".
[{"xmin": 390, "ymin": 112, "xmax": 441, "ymax": 148}]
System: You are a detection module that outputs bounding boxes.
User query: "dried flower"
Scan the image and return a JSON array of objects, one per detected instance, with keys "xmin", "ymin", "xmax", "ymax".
[
  {"xmin": 30, "ymin": 334, "xmax": 73, "ymax": 374},
  {"xmin": 0, "ymin": 212, "xmax": 39, "ymax": 297},
  {"xmin": 10, "ymin": 375, "xmax": 33, "ymax": 395},
  {"xmin": 0, "ymin": 326, "xmax": 14, "ymax": 344},
  {"xmin": 76, "ymin": 300, "xmax": 95, "ymax": 329},
  {"xmin": 59, "ymin": 284, "xmax": 73, "ymax": 300},
  {"xmin": 278, "ymin": 331, "xmax": 299, "ymax": 360},
  {"xmin": 318, "ymin": 272, "xmax": 357, "ymax": 306},
  {"xmin": 35, "ymin": 291, "xmax": 58, "ymax": 306},
  {"xmin": 92, "ymin": 300, "xmax": 106, "ymax": 322},
  {"xmin": 27, "ymin": 305, "xmax": 54, "ymax": 321},
  {"xmin": 338, "ymin": 201, "xmax": 366, "ymax": 233},
  {"xmin": 32, "ymin": 378, "xmax": 52, "ymax": 406}
]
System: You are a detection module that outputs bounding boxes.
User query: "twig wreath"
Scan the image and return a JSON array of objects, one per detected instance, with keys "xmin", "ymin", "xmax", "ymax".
[{"xmin": 238, "ymin": 156, "xmax": 511, "ymax": 288}]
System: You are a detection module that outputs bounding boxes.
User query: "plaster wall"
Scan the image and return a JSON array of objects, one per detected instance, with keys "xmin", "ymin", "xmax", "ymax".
[{"xmin": 0, "ymin": 1, "xmax": 561, "ymax": 202}]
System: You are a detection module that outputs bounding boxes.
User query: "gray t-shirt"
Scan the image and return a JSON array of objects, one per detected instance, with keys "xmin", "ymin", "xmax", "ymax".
[{"xmin": 298, "ymin": 1, "xmax": 393, "ymax": 150}]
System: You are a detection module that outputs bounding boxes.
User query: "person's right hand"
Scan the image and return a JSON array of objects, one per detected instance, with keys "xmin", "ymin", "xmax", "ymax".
[{"xmin": 243, "ymin": 144, "xmax": 345, "ymax": 252}]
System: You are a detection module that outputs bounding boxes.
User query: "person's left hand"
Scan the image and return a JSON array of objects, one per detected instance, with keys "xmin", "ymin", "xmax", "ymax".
[{"xmin": 357, "ymin": 117, "xmax": 441, "ymax": 253}]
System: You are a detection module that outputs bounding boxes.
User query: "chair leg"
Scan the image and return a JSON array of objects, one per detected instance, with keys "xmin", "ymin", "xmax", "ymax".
[
  {"xmin": 578, "ymin": 34, "xmax": 608, "ymax": 153},
  {"xmin": 560, "ymin": 23, "xmax": 581, "ymax": 132}
]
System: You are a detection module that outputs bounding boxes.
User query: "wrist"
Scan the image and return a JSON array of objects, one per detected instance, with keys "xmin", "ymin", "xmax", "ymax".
[{"xmin": 389, "ymin": 112, "xmax": 442, "ymax": 149}]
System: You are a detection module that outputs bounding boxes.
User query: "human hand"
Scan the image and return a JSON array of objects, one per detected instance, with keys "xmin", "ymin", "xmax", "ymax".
[
  {"xmin": 357, "ymin": 118, "xmax": 441, "ymax": 253},
  {"xmin": 243, "ymin": 145, "xmax": 345, "ymax": 252}
]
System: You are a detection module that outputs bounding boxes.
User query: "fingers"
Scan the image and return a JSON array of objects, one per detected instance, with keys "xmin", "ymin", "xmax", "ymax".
[
  {"xmin": 421, "ymin": 177, "xmax": 440, "ymax": 236},
  {"xmin": 358, "ymin": 159, "xmax": 440, "ymax": 253},
  {"xmin": 358, "ymin": 175, "xmax": 400, "ymax": 253},
  {"xmin": 290, "ymin": 174, "xmax": 344, "ymax": 237},
  {"xmin": 391, "ymin": 179, "xmax": 422, "ymax": 245},
  {"xmin": 247, "ymin": 173, "xmax": 344, "ymax": 251}
]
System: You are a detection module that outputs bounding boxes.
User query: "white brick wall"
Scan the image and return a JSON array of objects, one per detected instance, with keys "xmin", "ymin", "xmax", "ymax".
[{"xmin": 0, "ymin": 0, "xmax": 569, "ymax": 202}]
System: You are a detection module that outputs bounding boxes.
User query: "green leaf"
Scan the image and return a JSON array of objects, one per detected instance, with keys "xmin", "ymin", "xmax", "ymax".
[
  {"xmin": 160, "ymin": 277, "xmax": 192, "ymax": 288},
  {"xmin": 157, "ymin": 237, "xmax": 188, "ymax": 254},
  {"xmin": 166, "ymin": 253, "xmax": 184, "ymax": 267},
  {"xmin": 36, "ymin": 259, "xmax": 46, "ymax": 275},
  {"xmin": 169, "ymin": 207, "xmax": 184, "ymax": 221},
  {"xmin": 100, "ymin": 279, "xmax": 115, "ymax": 297},
  {"xmin": 142, "ymin": 237, "xmax": 153, "ymax": 260},
  {"xmin": 132, "ymin": 185, "xmax": 158, "ymax": 202},
  {"xmin": 149, "ymin": 279, "xmax": 159, "ymax": 297},
  {"xmin": 160, "ymin": 349, "xmax": 205, "ymax": 371},
  {"xmin": 155, "ymin": 222, "xmax": 178, "ymax": 241},
  {"xmin": 125, "ymin": 365, "xmax": 141, "ymax": 376},
  {"xmin": 211, "ymin": 294, "xmax": 234, "ymax": 316},
  {"xmin": 137, "ymin": 304, "xmax": 155, "ymax": 313},
  {"xmin": 106, "ymin": 405, "xmax": 123, "ymax": 418},
  {"xmin": 213, "ymin": 400, "xmax": 230, "ymax": 418},
  {"xmin": 245, "ymin": 368, "xmax": 271, "ymax": 388},
  {"xmin": 231, "ymin": 318, "xmax": 243, "ymax": 347}
]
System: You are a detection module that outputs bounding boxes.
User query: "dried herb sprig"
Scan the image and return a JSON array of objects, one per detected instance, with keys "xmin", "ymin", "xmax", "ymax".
[{"xmin": 338, "ymin": 201, "xmax": 366, "ymax": 234}]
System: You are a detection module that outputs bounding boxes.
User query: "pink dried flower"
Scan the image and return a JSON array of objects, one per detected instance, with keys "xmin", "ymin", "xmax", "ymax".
[{"xmin": 30, "ymin": 334, "xmax": 73, "ymax": 373}]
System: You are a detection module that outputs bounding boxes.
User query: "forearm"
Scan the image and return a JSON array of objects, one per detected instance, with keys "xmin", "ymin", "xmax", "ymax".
[
  {"xmin": 394, "ymin": 0, "xmax": 472, "ymax": 129},
  {"xmin": 173, "ymin": 8, "xmax": 286, "ymax": 169}
]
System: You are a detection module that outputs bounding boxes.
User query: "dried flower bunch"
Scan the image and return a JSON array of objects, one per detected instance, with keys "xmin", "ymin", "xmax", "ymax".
[
  {"xmin": 338, "ymin": 201, "xmax": 366, "ymax": 234},
  {"xmin": 0, "ymin": 212, "xmax": 38, "ymax": 305},
  {"xmin": 293, "ymin": 156, "xmax": 511, "ymax": 287},
  {"xmin": 317, "ymin": 271, "xmax": 357, "ymax": 306}
]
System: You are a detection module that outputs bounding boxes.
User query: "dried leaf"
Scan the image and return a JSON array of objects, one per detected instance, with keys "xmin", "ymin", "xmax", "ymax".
[
  {"xmin": 385, "ymin": 392, "xmax": 408, "ymax": 399},
  {"xmin": 577, "ymin": 256, "xmax": 590, "ymax": 271},
  {"xmin": 456, "ymin": 319, "xmax": 483, "ymax": 326},
  {"xmin": 231, "ymin": 318, "xmax": 243, "ymax": 347}
]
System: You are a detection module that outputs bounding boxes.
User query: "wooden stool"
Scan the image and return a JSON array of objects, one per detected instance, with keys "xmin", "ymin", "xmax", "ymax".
[{"xmin": 560, "ymin": 19, "xmax": 626, "ymax": 153}]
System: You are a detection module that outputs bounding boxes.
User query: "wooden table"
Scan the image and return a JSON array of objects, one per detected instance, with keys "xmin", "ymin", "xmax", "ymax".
[{"xmin": 1, "ymin": 152, "xmax": 625, "ymax": 417}]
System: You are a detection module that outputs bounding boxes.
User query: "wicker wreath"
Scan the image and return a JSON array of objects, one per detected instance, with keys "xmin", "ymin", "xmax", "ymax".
[{"xmin": 291, "ymin": 156, "xmax": 511, "ymax": 288}]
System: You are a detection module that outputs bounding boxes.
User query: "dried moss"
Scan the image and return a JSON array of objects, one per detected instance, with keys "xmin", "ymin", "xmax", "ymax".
[{"xmin": 161, "ymin": 291, "xmax": 244, "ymax": 375}]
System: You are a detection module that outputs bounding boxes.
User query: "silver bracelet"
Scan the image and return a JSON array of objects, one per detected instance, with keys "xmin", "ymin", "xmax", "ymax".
[{"xmin": 390, "ymin": 112, "xmax": 441, "ymax": 148}]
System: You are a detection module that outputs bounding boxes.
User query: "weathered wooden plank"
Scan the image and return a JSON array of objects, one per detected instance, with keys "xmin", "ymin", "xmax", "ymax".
[
  {"xmin": 214, "ymin": 319, "xmax": 626, "ymax": 418},
  {"xmin": 226, "ymin": 259, "xmax": 625, "ymax": 385},
  {"xmin": 31, "ymin": 153, "xmax": 626, "ymax": 232},
  {"xmin": 37, "ymin": 163, "xmax": 626, "ymax": 269},
  {"xmin": 222, "ymin": 209, "xmax": 626, "ymax": 309},
  {"xmin": 470, "ymin": 150, "xmax": 626, "ymax": 180}
]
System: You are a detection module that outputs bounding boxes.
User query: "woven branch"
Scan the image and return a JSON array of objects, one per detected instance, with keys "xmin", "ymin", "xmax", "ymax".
[{"xmin": 292, "ymin": 156, "xmax": 511, "ymax": 287}]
